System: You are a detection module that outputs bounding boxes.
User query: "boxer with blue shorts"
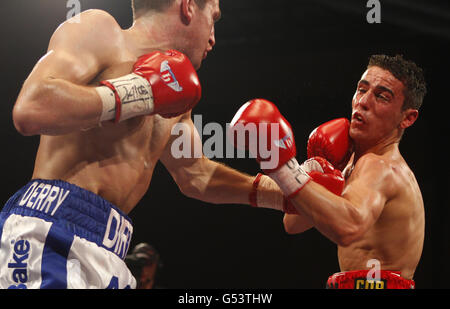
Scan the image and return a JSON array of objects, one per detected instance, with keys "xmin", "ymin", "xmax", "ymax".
[
  {"xmin": 5, "ymin": 1, "xmax": 294, "ymax": 289},
  {"xmin": 0, "ymin": 180, "xmax": 135, "ymax": 289}
]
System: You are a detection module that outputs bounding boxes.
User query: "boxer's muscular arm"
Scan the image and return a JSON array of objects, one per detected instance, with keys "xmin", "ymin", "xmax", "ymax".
[
  {"xmin": 13, "ymin": 10, "xmax": 120, "ymax": 136},
  {"xmin": 290, "ymin": 154, "xmax": 391, "ymax": 246},
  {"xmin": 160, "ymin": 112, "xmax": 255, "ymax": 205}
]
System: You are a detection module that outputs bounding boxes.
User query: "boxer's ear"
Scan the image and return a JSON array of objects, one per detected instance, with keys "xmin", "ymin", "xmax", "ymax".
[
  {"xmin": 180, "ymin": 0, "xmax": 195, "ymax": 24},
  {"xmin": 400, "ymin": 108, "xmax": 418, "ymax": 129}
]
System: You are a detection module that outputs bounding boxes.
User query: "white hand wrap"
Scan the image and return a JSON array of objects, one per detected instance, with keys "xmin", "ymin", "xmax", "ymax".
[
  {"xmin": 268, "ymin": 158, "xmax": 311, "ymax": 197},
  {"xmin": 96, "ymin": 73, "xmax": 154, "ymax": 123},
  {"xmin": 251, "ymin": 174, "xmax": 286, "ymax": 211}
]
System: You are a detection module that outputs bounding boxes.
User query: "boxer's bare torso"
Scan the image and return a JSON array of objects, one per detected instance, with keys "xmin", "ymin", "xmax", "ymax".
[
  {"xmin": 33, "ymin": 110, "xmax": 180, "ymax": 215},
  {"xmin": 338, "ymin": 145, "xmax": 424, "ymax": 280},
  {"xmin": 284, "ymin": 65, "xmax": 425, "ymax": 281},
  {"xmin": 23, "ymin": 10, "xmax": 184, "ymax": 214}
]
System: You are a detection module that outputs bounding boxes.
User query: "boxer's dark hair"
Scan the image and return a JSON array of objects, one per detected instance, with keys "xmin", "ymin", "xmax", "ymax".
[
  {"xmin": 132, "ymin": 0, "xmax": 208, "ymax": 19},
  {"xmin": 368, "ymin": 54, "xmax": 427, "ymax": 110}
]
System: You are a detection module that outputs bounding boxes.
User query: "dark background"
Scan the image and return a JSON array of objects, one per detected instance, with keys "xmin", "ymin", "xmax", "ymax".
[{"xmin": 0, "ymin": 0, "xmax": 449, "ymax": 289}]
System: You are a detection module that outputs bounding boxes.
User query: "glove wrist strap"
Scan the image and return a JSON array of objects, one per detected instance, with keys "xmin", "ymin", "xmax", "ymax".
[
  {"xmin": 97, "ymin": 73, "xmax": 154, "ymax": 123},
  {"xmin": 249, "ymin": 173, "xmax": 263, "ymax": 207},
  {"xmin": 268, "ymin": 158, "xmax": 311, "ymax": 198}
]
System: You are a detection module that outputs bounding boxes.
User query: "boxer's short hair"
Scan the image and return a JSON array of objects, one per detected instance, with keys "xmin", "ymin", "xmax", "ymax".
[
  {"xmin": 132, "ymin": 0, "xmax": 208, "ymax": 19},
  {"xmin": 368, "ymin": 54, "xmax": 427, "ymax": 110}
]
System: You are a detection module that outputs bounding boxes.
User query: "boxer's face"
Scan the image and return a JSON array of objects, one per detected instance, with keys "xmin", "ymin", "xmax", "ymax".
[
  {"xmin": 350, "ymin": 66, "xmax": 415, "ymax": 146},
  {"xmin": 184, "ymin": 0, "xmax": 221, "ymax": 69}
]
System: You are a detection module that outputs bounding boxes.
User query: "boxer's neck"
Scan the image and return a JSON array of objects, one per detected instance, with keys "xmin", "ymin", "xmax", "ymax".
[
  {"xmin": 125, "ymin": 12, "xmax": 182, "ymax": 57},
  {"xmin": 353, "ymin": 134, "xmax": 400, "ymax": 163}
]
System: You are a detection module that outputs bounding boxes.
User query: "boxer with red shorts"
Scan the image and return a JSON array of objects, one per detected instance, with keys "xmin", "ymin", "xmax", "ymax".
[
  {"xmin": 230, "ymin": 55, "xmax": 426, "ymax": 289},
  {"xmin": 326, "ymin": 270, "xmax": 415, "ymax": 289}
]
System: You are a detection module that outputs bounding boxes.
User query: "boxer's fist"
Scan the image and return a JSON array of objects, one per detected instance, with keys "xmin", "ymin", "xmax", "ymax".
[
  {"xmin": 229, "ymin": 99, "xmax": 296, "ymax": 173},
  {"xmin": 301, "ymin": 156, "xmax": 345, "ymax": 196},
  {"xmin": 307, "ymin": 118, "xmax": 352, "ymax": 171},
  {"xmin": 282, "ymin": 156, "xmax": 345, "ymax": 214},
  {"xmin": 133, "ymin": 50, "xmax": 201, "ymax": 118},
  {"xmin": 98, "ymin": 50, "xmax": 201, "ymax": 123}
]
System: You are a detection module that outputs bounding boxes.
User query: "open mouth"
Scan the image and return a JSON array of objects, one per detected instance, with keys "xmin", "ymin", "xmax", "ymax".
[{"xmin": 352, "ymin": 112, "xmax": 365, "ymax": 125}]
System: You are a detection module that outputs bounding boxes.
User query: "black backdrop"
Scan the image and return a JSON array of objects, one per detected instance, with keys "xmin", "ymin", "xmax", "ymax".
[{"xmin": 0, "ymin": 0, "xmax": 449, "ymax": 289}]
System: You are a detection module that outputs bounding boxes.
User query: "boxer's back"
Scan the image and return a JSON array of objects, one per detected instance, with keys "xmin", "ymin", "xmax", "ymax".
[{"xmin": 338, "ymin": 148, "xmax": 424, "ymax": 280}]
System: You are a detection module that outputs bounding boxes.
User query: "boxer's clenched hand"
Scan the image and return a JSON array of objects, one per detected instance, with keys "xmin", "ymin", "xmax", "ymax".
[
  {"xmin": 229, "ymin": 98, "xmax": 297, "ymax": 172},
  {"xmin": 282, "ymin": 157, "xmax": 344, "ymax": 214},
  {"xmin": 97, "ymin": 50, "xmax": 201, "ymax": 122},
  {"xmin": 230, "ymin": 100, "xmax": 345, "ymax": 214},
  {"xmin": 307, "ymin": 118, "xmax": 353, "ymax": 171},
  {"xmin": 300, "ymin": 156, "xmax": 345, "ymax": 196},
  {"xmin": 229, "ymin": 99, "xmax": 310, "ymax": 198},
  {"xmin": 250, "ymin": 157, "xmax": 345, "ymax": 214}
]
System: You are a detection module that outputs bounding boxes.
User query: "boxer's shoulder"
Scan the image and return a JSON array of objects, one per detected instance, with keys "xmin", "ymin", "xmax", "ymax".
[
  {"xmin": 78, "ymin": 9, "xmax": 124, "ymax": 37},
  {"xmin": 351, "ymin": 153, "xmax": 398, "ymax": 194},
  {"xmin": 355, "ymin": 151, "xmax": 417, "ymax": 200},
  {"xmin": 70, "ymin": 9, "xmax": 119, "ymax": 28},
  {"xmin": 353, "ymin": 153, "xmax": 391, "ymax": 176},
  {"xmin": 50, "ymin": 9, "xmax": 123, "ymax": 49},
  {"xmin": 355, "ymin": 151, "xmax": 405, "ymax": 173},
  {"xmin": 48, "ymin": 9, "xmax": 126, "ymax": 68}
]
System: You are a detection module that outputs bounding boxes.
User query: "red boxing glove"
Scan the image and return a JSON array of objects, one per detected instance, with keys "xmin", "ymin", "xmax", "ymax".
[
  {"xmin": 302, "ymin": 156, "xmax": 345, "ymax": 196},
  {"xmin": 133, "ymin": 50, "xmax": 201, "ymax": 118},
  {"xmin": 307, "ymin": 118, "xmax": 353, "ymax": 171},
  {"xmin": 97, "ymin": 50, "xmax": 201, "ymax": 122},
  {"xmin": 229, "ymin": 99, "xmax": 297, "ymax": 173},
  {"xmin": 230, "ymin": 99, "xmax": 311, "ymax": 198},
  {"xmin": 283, "ymin": 156, "xmax": 345, "ymax": 214},
  {"xmin": 248, "ymin": 156, "xmax": 345, "ymax": 215}
]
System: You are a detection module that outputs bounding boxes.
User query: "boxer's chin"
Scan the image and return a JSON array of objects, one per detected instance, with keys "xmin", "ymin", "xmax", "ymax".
[
  {"xmin": 349, "ymin": 125, "xmax": 364, "ymax": 142},
  {"xmin": 191, "ymin": 54, "xmax": 203, "ymax": 71}
]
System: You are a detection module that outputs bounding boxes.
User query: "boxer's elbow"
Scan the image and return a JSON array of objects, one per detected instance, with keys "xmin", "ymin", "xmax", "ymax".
[
  {"xmin": 333, "ymin": 204, "xmax": 366, "ymax": 247},
  {"xmin": 180, "ymin": 178, "xmax": 229, "ymax": 205},
  {"xmin": 334, "ymin": 225, "xmax": 363, "ymax": 247},
  {"xmin": 175, "ymin": 174, "xmax": 204, "ymax": 200},
  {"xmin": 283, "ymin": 214, "xmax": 312, "ymax": 235},
  {"xmin": 283, "ymin": 219, "xmax": 298, "ymax": 234},
  {"xmin": 174, "ymin": 157, "xmax": 219, "ymax": 203},
  {"xmin": 13, "ymin": 79, "xmax": 60, "ymax": 136},
  {"xmin": 13, "ymin": 100, "xmax": 42, "ymax": 136},
  {"xmin": 283, "ymin": 223, "xmax": 303, "ymax": 235},
  {"xmin": 178, "ymin": 181, "xmax": 200, "ymax": 200}
]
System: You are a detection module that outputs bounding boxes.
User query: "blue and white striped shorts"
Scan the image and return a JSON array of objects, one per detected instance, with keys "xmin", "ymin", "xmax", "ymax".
[{"xmin": 0, "ymin": 179, "xmax": 136, "ymax": 289}]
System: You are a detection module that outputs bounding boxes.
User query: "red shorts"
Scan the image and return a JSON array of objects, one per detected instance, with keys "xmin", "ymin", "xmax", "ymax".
[{"xmin": 326, "ymin": 270, "xmax": 415, "ymax": 289}]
